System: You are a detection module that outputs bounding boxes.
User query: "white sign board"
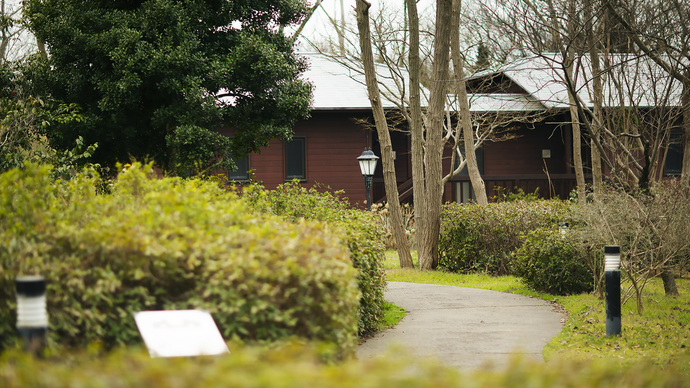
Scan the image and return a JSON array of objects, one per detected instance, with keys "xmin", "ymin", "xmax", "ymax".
[{"xmin": 134, "ymin": 310, "xmax": 229, "ymax": 358}]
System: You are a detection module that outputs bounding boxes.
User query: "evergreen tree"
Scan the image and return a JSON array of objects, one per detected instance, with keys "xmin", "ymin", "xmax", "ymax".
[{"xmin": 25, "ymin": 0, "xmax": 312, "ymax": 175}]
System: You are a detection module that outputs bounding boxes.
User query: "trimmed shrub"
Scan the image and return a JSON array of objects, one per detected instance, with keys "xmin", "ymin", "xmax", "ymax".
[
  {"xmin": 512, "ymin": 228, "xmax": 593, "ymax": 295},
  {"xmin": 241, "ymin": 182, "xmax": 386, "ymax": 337},
  {"xmin": 0, "ymin": 164, "xmax": 360, "ymax": 354},
  {"xmin": 438, "ymin": 200, "xmax": 572, "ymax": 275}
]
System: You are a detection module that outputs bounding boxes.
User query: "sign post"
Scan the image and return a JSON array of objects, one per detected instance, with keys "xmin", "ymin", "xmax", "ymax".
[{"xmin": 134, "ymin": 310, "xmax": 229, "ymax": 358}]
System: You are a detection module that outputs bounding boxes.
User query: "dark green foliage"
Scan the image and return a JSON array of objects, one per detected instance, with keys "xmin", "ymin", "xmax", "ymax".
[
  {"xmin": 0, "ymin": 59, "xmax": 101, "ymax": 176},
  {"xmin": 242, "ymin": 182, "xmax": 387, "ymax": 337},
  {"xmin": 438, "ymin": 200, "xmax": 571, "ymax": 275},
  {"xmin": 474, "ymin": 41, "xmax": 491, "ymax": 71},
  {"xmin": 0, "ymin": 164, "xmax": 359, "ymax": 354},
  {"xmin": 165, "ymin": 124, "xmax": 232, "ymax": 177},
  {"xmin": 24, "ymin": 0, "xmax": 312, "ymax": 175},
  {"xmin": 512, "ymin": 228, "xmax": 593, "ymax": 295}
]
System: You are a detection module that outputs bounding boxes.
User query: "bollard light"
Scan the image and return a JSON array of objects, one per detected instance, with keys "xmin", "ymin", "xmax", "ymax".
[
  {"xmin": 604, "ymin": 246, "xmax": 621, "ymax": 336},
  {"xmin": 558, "ymin": 222, "xmax": 569, "ymax": 236},
  {"xmin": 16, "ymin": 275, "xmax": 48, "ymax": 354},
  {"xmin": 357, "ymin": 149, "xmax": 379, "ymax": 211}
]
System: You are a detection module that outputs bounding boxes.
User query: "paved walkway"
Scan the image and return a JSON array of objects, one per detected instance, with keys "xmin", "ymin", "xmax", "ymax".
[{"xmin": 356, "ymin": 282, "xmax": 565, "ymax": 370}]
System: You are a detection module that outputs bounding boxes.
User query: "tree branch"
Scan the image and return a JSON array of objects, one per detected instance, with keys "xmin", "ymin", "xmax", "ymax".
[{"xmin": 604, "ymin": 0, "xmax": 690, "ymax": 86}]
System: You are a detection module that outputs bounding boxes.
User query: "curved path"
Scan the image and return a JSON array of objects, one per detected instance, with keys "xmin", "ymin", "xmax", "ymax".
[{"xmin": 356, "ymin": 282, "xmax": 565, "ymax": 370}]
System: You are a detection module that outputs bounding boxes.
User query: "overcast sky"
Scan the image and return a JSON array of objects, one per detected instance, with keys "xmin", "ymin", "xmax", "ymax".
[
  {"xmin": 3, "ymin": 0, "xmax": 37, "ymax": 61},
  {"xmin": 292, "ymin": 0, "xmax": 438, "ymax": 50}
]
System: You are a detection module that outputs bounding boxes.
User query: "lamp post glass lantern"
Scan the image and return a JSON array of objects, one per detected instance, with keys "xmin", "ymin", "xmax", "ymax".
[{"xmin": 357, "ymin": 149, "xmax": 379, "ymax": 210}]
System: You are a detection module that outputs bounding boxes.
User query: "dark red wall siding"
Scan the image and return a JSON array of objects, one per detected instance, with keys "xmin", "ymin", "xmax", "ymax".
[
  {"xmin": 222, "ymin": 111, "xmax": 589, "ymax": 205},
  {"xmin": 222, "ymin": 110, "xmax": 372, "ymax": 207},
  {"xmin": 445, "ymin": 122, "xmax": 583, "ymax": 201},
  {"xmin": 484, "ymin": 124, "xmax": 568, "ymax": 176}
]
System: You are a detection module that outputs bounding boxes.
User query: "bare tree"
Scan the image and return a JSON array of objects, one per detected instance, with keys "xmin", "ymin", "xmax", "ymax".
[
  {"xmin": 477, "ymin": 0, "xmax": 685, "ymax": 194},
  {"xmin": 355, "ymin": 0, "xmax": 414, "ymax": 269},
  {"xmin": 600, "ymin": 0, "xmax": 690, "ymax": 186},
  {"xmin": 414, "ymin": 0, "xmax": 453, "ymax": 270},
  {"xmin": 405, "ymin": 0, "xmax": 426, "ymax": 265},
  {"xmin": 313, "ymin": 0, "xmax": 548, "ymax": 269},
  {"xmin": 450, "ymin": 0, "xmax": 488, "ymax": 206},
  {"xmin": 0, "ymin": 0, "xmax": 37, "ymax": 63},
  {"xmin": 478, "ymin": 0, "xmax": 686, "ymax": 295},
  {"xmin": 290, "ymin": 0, "xmax": 324, "ymax": 42},
  {"xmin": 575, "ymin": 181, "xmax": 690, "ymax": 313},
  {"xmin": 585, "ymin": 0, "xmax": 604, "ymax": 198}
]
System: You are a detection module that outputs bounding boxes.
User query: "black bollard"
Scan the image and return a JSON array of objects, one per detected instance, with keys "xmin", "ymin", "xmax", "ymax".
[
  {"xmin": 604, "ymin": 246, "xmax": 621, "ymax": 336},
  {"xmin": 16, "ymin": 276, "xmax": 48, "ymax": 354}
]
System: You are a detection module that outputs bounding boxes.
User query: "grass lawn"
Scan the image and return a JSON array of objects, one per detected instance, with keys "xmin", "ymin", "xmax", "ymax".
[
  {"xmin": 377, "ymin": 302, "xmax": 407, "ymax": 332},
  {"xmin": 383, "ymin": 250, "xmax": 690, "ymax": 370}
]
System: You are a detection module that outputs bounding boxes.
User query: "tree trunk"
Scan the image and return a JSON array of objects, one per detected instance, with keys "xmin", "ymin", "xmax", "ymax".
[
  {"xmin": 338, "ymin": 0, "xmax": 345, "ymax": 55},
  {"xmin": 0, "ymin": 0, "xmax": 9, "ymax": 62},
  {"xmin": 450, "ymin": 0, "xmax": 487, "ymax": 205},
  {"xmin": 586, "ymin": 0, "xmax": 604, "ymax": 199},
  {"xmin": 661, "ymin": 265, "xmax": 679, "ymax": 296},
  {"xmin": 545, "ymin": 0, "xmax": 586, "ymax": 201},
  {"xmin": 36, "ymin": 39, "xmax": 48, "ymax": 59},
  {"xmin": 570, "ymin": 106, "xmax": 587, "ymax": 202},
  {"xmin": 355, "ymin": 0, "xmax": 414, "ymax": 269},
  {"xmin": 567, "ymin": 0, "xmax": 586, "ymax": 203},
  {"xmin": 682, "ymin": 80, "xmax": 690, "ymax": 186},
  {"xmin": 291, "ymin": 0, "xmax": 323, "ymax": 41},
  {"xmin": 406, "ymin": 0, "xmax": 425, "ymax": 261},
  {"xmin": 417, "ymin": 0, "xmax": 453, "ymax": 271}
]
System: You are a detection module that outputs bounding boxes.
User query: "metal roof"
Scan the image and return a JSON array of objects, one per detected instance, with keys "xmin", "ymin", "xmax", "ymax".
[
  {"xmin": 461, "ymin": 93, "xmax": 546, "ymax": 112},
  {"xmin": 300, "ymin": 52, "xmax": 412, "ymax": 110},
  {"xmin": 216, "ymin": 52, "xmax": 414, "ymax": 111},
  {"xmin": 469, "ymin": 54, "xmax": 684, "ymax": 110}
]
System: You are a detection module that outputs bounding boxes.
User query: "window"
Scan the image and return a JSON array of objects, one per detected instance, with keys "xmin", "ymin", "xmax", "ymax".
[
  {"xmin": 665, "ymin": 133, "xmax": 683, "ymax": 176},
  {"xmin": 285, "ymin": 137, "xmax": 306, "ymax": 180},
  {"xmin": 227, "ymin": 138, "xmax": 249, "ymax": 181},
  {"xmin": 456, "ymin": 181, "xmax": 477, "ymax": 204},
  {"xmin": 454, "ymin": 146, "xmax": 484, "ymax": 204},
  {"xmin": 457, "ymin": 145, "xmax": 484, "ymax": 175},
  {"xmin": 228, "ymin": 152, "xmax": 249, "ymax": 181}
]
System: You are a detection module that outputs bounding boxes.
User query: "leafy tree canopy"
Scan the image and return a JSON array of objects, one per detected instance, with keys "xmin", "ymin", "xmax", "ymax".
[
  {"xmin": 24, "ymin": 0, "xmax": 313, "ymax": 176},
  {"xmin": 0, "ymin": 59, "xmax": 90, "ymax": 176}
]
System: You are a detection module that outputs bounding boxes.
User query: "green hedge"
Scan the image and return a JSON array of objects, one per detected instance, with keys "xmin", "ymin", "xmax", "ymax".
[
  {"xmin": 242, "ymin": 182, "xmax": 386, "ymax": 337},
  {"xmin": 511, "ymin": 228, "xmax": 593, "ymax": 295},
  {"xmin": 438, "ymin": 200, "xmax": 572, "ymax": 275},
  {"xmin": 0, "ymin": 164, "xmax": 359, "ymax": 354},
  {"xmin": 1, "ymin": 345, "xmax": 688, "ymax": 387}
]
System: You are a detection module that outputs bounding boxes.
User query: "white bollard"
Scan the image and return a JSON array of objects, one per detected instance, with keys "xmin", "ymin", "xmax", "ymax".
[{"xmin": 16, "ymin": 276, "xmax": 48, "ymax": 354}]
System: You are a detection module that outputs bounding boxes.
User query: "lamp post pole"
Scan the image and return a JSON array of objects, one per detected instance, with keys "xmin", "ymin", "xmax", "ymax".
[
  {"xmin": 364, "ymin": 174, "xmax": 373, "ymax": 211},
  {"xmin": 357, "ymin": 149, "xmax": 379, "ymax": 211}
]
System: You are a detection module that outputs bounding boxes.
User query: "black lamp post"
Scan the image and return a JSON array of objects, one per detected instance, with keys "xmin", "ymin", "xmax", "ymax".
[{"xmin": 357, "ymin": 149, "xmax": 379, "ymax": 211}]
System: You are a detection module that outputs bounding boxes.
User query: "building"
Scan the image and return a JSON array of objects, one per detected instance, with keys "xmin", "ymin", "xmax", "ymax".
[
  {"xmin": 219, "ymin": 52, "xmax": 411, "ymax": 207},
  {"xmin": 459, "ymin": 53, "xmax": 684, "ymax": 201},
  {"xmin": 221, "ymin": 53, "xmax": 685, "ymax": 205}
]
